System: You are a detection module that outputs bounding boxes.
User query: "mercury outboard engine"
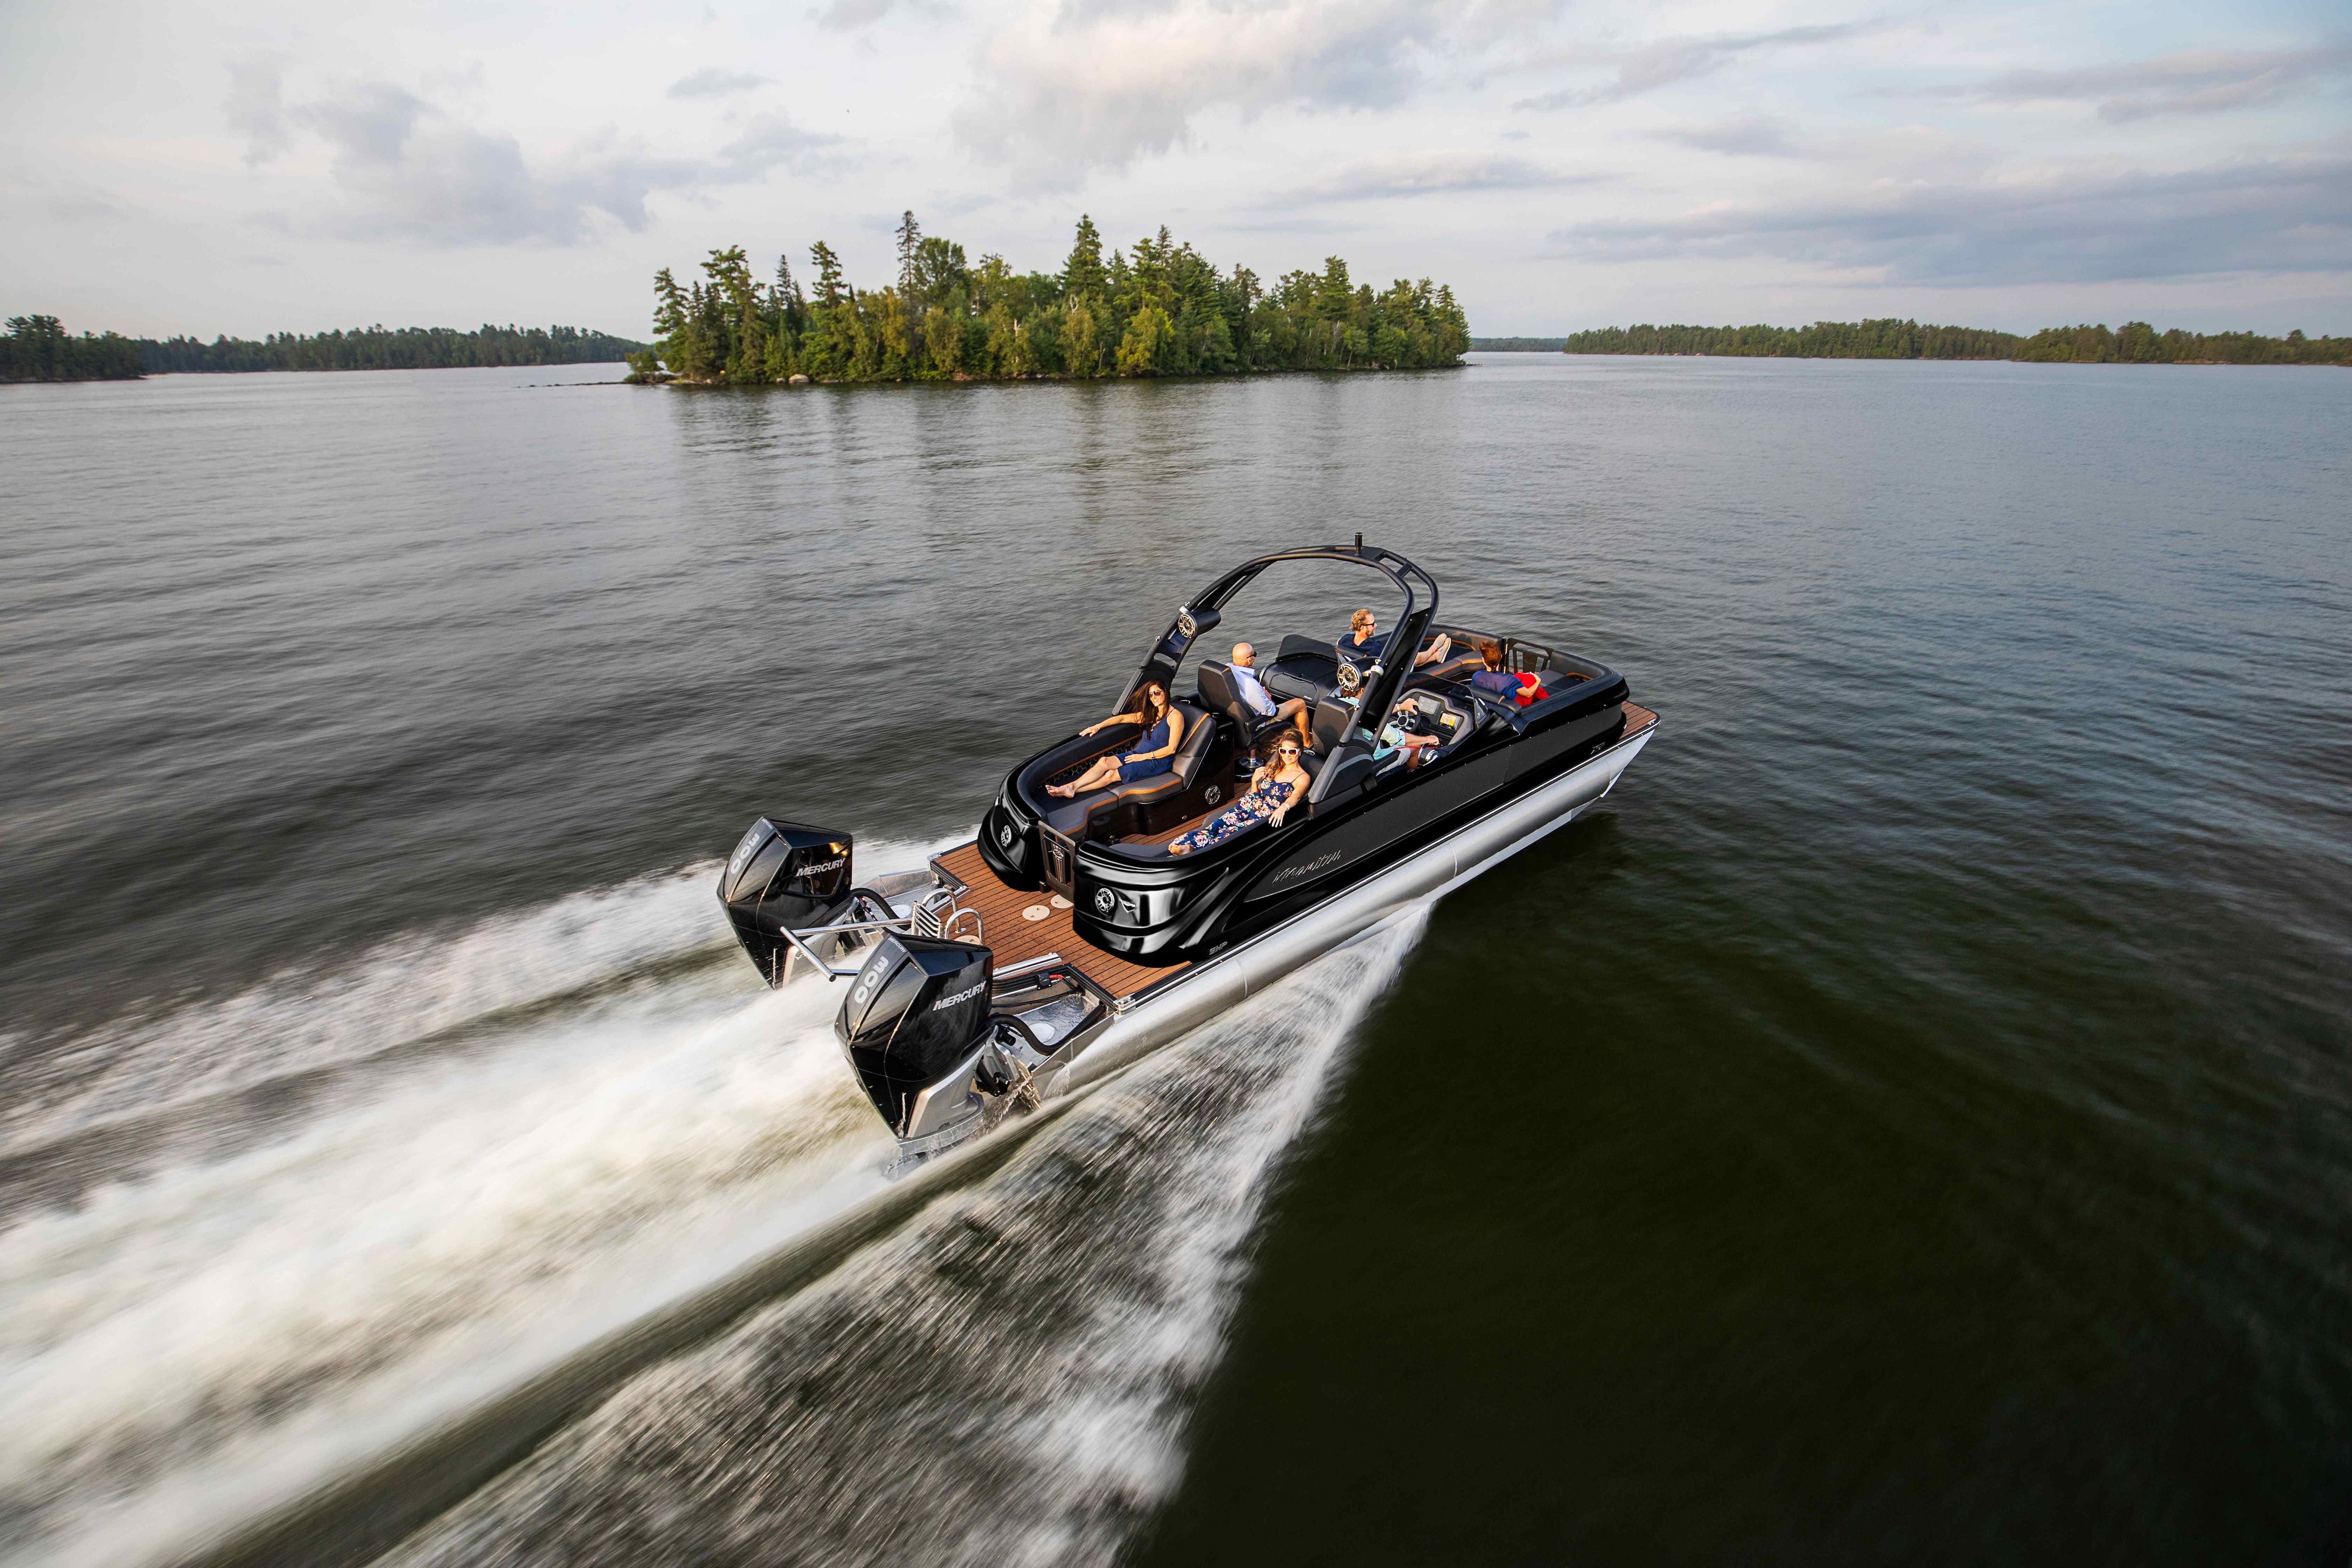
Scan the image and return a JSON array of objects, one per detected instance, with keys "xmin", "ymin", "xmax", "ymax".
[
  {"xmin": 834, "ymin": 933, "xmax": 994, "ymax": 1139},
  {"xmin": 718, "ymin": 818, "xmax": 855, "ymax": 984}
]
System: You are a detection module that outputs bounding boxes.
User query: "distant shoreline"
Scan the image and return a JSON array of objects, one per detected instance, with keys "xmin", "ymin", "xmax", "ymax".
[
  {"xmin": 2, "ymin": 317, "xmax": 648, "ymax": 383},
  {"xmin": 1556, "ymin": 319, "xmax": 2350, "ymax": 367}
]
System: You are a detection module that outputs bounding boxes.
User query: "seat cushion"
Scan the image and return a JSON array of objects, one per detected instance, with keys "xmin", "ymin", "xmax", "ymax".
[
  {"xmin": 1422, "ymin": 650, "xmax": 1486, "ymax": 685},
  {"xmin": 1044, "ymin": 703, "xmax": 1213, "ymax": 837}
]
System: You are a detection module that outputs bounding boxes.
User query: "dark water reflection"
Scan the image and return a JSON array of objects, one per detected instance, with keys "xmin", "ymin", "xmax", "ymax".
[{"xmin": 2, "ymin": 356, "xmax": 2348, "ymax": 1562}]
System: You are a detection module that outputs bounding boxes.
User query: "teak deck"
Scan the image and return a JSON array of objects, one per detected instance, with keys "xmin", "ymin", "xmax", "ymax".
[
  {"xmin": 934, "ymin": 702, "xmax": 1655, "ymax": 1003},
  {"xmin": 931, "ymin": 843, "xmax": 1185, "ymax": 1003}
]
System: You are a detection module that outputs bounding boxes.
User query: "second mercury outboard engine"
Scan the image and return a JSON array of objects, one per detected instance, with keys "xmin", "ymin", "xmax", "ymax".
[
  {"xmin": 718, "ymin": 818, "xmax": 855, "ymax": 984},
  {"xmin": 834, "ymin": 933, "xmax": 994, "ymax": 1140}
]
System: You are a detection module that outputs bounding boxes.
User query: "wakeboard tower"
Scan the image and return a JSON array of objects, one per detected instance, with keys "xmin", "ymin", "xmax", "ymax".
[{"xmin": 719, "ymin": 541, "xmax": 1659, "ymax": 1159}]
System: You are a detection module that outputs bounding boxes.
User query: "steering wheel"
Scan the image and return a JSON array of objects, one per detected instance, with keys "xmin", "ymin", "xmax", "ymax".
[{"xmin": 1335, "ymin": 661, "xmax": 1363, "ymax": 699}]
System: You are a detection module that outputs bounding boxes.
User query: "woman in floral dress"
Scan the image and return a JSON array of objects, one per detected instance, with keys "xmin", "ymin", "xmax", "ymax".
[{"xmin": 1168, "ymin": 739, "xmax": 1312, "ymax": 855}]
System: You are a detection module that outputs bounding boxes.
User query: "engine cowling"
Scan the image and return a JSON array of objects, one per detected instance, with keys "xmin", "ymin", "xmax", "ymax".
[
  {"xmin": 834, "ymin": 933, "xmax": 993, "ymax": 1136},
  {"xmin": 718, "ymin": 818, "xmax": 854, "ymax": 983}
]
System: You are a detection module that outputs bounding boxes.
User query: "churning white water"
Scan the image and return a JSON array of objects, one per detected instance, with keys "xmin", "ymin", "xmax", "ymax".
[
  {"xmin": 387, "ymin": 909, "xmax": 1430, "ymax": 1568},
  {"xmin": 0, "ymin": 841, "xmax": 1428, "ymax": 1568},
  {"xmin": 0, "ymin": 848, "xmax": 957, "ymax": 1567}
]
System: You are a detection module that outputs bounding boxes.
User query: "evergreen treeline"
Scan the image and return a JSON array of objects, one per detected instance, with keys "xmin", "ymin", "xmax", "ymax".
[
  {"xmin": 1564, "ymin": 319, "xmax": 2352, "ymax": 366},
  {"xmin": 1565, "ymin": 320, "xmax": 2020, "ymax": 359},
  {"xmin": 3, "ymin": 315, "xmax": 145, "ymax": 381},
  {"xmin": 141, "ymin": 323, "xmax": 646, "ymax": 373},
  {"xmin": 5, "ymin": 316, "xmax": 647, "ymax": 381},
  {"xmin": 2011, "ymin": 322, "xmax": 2351, "ymax": 365},
  {"xmin": 637, "ymin": 212, "xmax": 1470, "ymax": 384}
]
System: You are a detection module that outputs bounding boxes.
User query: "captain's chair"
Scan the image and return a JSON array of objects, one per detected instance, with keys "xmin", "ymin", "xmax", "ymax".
[
  {"xmin": 1196, "ymin": 661, "xmax": 1298, "ymax": 762},
  {"xmin": 1307, "ymin": 694, "xmax": 1356, "ymax": 758}
]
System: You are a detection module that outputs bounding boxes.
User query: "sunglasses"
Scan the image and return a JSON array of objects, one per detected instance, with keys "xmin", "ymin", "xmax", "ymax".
[{"xmin": 1277, "ymin": 745, "xmax": 1301, "ymax": 754}]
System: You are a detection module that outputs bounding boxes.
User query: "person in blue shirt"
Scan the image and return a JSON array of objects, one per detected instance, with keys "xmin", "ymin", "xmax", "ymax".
[
  {"xmin": 1468, "ymin": 639, "xmax": 1546, "ymax": 706},
  {"xmin": 1469, "ymin": 639, "xmax": 1520, "ymax": 697},
  {"xmin": 1048, "ymin": 681, "xmax": 1185, "ymax": 798},
  {"xmin": 1339, "ymin": 608, "xmax": 1450, "ymax": 672}
]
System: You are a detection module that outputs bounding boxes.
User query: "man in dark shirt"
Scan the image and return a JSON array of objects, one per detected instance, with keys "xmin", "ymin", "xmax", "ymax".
[{"xmin": 1340, "ymin": 608, "xmax": 1449, "ymax": 670}]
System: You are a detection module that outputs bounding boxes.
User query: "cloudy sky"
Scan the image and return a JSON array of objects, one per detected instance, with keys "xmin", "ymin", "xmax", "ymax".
[{"xmin": 2, "ymin": 0, "xmax": 2345, "ymax": 339}]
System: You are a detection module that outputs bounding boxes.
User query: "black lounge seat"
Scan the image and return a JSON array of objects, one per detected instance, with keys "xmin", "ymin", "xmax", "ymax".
[
  {"xmin": 1418, "ymin": 648, "xmax": 1486, "ymax": 685},
  {"xmin": 1263, "ymin": 634, "xmax": 1338, "ymax": 705},
  {"xmin": 1126, "ymin": 747, "xmax": 1320, "ymax": 860},
  {"xmin": 1042, "ymin": 701, "xmax": 1215, "ymax": 838}
]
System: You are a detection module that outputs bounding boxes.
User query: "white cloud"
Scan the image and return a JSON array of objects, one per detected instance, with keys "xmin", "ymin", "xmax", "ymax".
[
  {"xmin": 1648, "ymin": 113, "xmax": 1802, "ymax": 158},
  {"xmin": 1511, "ymin": 19, "xmax": 1888, "ymax": 111},
  {"xmin": 266, "ymin": 78, "xmax": 846, "ymax": 246},
  {"xmin": 666, "ymin": 68, "xmax": 776, "ymax": 99},
  {"xmin": 1926, "ymin": 40, "xmax": 2352, "ymax": 122},
  {"xmin": 223, "ymin": 56, "xmax": 289, "ymax": 166},
  {"xmin": 1543, "ymin": 150, "xmax": 2352, "ymax": 285},
  {"xmin": 1273, "ymin": 150, "xmax": 1604, "ymax": 204},
  {"xmin": 814, "ymin": 0, "xmax": 916, "ymax": 29},
  {"xmin": 954, "ymin": 0, "xmax": 1564, "ymax": 183},
  {"xmin": 8, "ymin": 0, "xmax": 2350, "ymax": 336}
]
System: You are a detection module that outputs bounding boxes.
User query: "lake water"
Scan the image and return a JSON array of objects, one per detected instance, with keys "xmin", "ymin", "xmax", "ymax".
[{"xmin": 1, "ymin": 353, "xmax": 2348, "ymax": 1565}]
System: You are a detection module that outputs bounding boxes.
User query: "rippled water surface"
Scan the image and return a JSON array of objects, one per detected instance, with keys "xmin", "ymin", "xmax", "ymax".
[{"xmin": 1, "ymin": 356, "xmax": 2348, "ymax": 1565}]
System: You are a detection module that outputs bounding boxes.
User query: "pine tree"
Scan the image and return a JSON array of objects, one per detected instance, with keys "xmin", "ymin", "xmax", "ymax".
[
  {"xmin": 896, "ymin": 211, "xmax": 922, "ymax": 297},
  {"xmin": 1063, "ymin": 215, "xmax": 1105, "ymax": 301},
  {"xmin": 809, "ymin": 242, "xmax": 847, "ymax": 309}
]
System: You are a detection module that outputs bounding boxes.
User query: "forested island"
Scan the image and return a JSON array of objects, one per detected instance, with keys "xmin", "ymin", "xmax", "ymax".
[
  {"xmin": 634, "ymin": 213, "xmax": 1470, "ymax": 385},
  {"xmin": 1562, "ymin": 319, "xmax": 2351, "ymax": 365},
  {"xmin": 1, "ymin": 316, "xmax": 645, "ymax": 382},
  {"xmin": 3, "ymin": 315, "xmax": 145, "ymax": 381}
]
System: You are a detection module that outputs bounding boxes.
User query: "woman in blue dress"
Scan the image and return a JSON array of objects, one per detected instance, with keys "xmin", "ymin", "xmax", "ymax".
[
  {"xmin": 1048, "ymin": 682, "xmax": 1185, "ymax": 798},
  {"xmin": 1168, "ymin": 739, "xmax": 1311, "ymax": 855}
]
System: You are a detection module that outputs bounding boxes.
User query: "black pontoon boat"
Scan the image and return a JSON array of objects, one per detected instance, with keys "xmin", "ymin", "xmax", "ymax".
[{"xmin": 719, "ymin": 542, "xmax": 1659, "ymax": 1157}]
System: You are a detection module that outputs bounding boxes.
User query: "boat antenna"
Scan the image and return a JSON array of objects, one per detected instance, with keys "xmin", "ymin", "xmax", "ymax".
[{"xmin": 1355, "ymin": 532, "xmax": 1364, "ymax": 552}]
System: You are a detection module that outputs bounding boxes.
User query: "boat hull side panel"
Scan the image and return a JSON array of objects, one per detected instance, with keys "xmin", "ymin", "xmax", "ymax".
[
  {"xmin": 1074, "ymin": 702, "xmax": 1630, "ymax": 964},
  {"xmin": 1057, "ymin": 724, "xmax": 1653, "ymax": 1096}
]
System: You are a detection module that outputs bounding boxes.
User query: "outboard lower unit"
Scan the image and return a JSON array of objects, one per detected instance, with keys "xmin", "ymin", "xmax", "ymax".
[
  {"xmin": 718, "ymin": 818, "xmax": 857, "ymax": 984},
  {"xmin": 835, "ymin": 933, "xmax": 997, "ymax": 1143}
]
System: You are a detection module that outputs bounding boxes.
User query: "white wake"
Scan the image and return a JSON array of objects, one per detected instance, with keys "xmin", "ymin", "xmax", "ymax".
[
  {"xmin": 387, "ymin": 907, "xmax": 1431, "ymax": 1568},
  {"xmin": 0, "ymin": 847, "xmax": 947, "ymax": 1567}
]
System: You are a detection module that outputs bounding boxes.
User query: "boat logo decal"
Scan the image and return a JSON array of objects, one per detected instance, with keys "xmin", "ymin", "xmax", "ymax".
[
  {"xmin": 1205, "ymin": 785, "xmax": 1222, "ymax": 804},
  {"xmin": 728, "ymin": 827, "xmax": 767, "ymax": 882},
  {"xmin": 998, "ymin": 822, "xmax": 1015, "ymax": 846},
  {"xmin": 1094, "ymin": 887, "xmax": 1117, "ymax": 914},
  {"xmin": 799, "ymin": 858, "xmax": 844, "ymax": 877},
  {"xmin": 1268, "ymin": 849, "xmax": 1345, "ymax": 888},
  {"xmin": 931, "ymin": 981, "xmax": 986, "ymax": 1011}
]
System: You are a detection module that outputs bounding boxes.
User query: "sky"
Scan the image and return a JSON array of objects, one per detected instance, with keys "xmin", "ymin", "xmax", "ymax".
[{"xmin": 1, "ymin": 0, "xmax": 2346, "ymax": 339}]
